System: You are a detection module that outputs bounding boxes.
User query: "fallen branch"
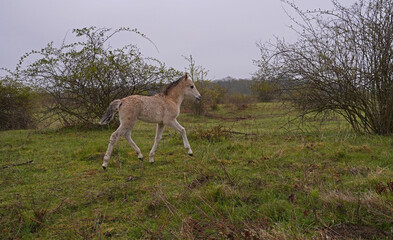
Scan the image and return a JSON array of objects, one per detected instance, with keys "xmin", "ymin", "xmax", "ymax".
[
  {"xmin": 223, "ymin": 130, "xmax": 258, "ymax": 136},
  {"xmin": 1, "ymin": 160, "xmax": 34, "ymax": 169}
]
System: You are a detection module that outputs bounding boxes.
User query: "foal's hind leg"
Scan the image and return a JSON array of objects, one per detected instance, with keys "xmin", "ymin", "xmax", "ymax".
[
  {"xmin": 125, "ymin": 129, "xmax": 143, "ymax": 160},
  {"xmin": 149, "ymin": 123, "xmax": 165, "ymax": 163},
  {"xmin": 167, "ymin": 119, "xmax": 193, "ymax": 156},
  {"xmin": 102, "ymin": 126, "xmax": 126, "ymax": 169}
]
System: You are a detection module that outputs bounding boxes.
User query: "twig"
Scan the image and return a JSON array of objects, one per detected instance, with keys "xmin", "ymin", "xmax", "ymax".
[
  {"xmin": 212, "ymin": 154, "xmax": 235, "ymax": 186},
  {"xmin": 1, "ymin": 160, "xmax": 34, "ymax": 169},
  {"xmin": 27, "ymin": 216, "xmax": 42, "ymax": 224},
  {"xmin": 155, "ymin": 187, "xmax": 179, "ymax": 218},
  {"xmin": 51, "ymin": 198, "xmax": 68, "ymax": 214}
]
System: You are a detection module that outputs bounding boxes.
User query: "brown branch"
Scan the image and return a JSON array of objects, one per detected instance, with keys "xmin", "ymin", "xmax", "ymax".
[{"xmin": 1, "ymin": 160, "xmax": 34, "ymax": 169}]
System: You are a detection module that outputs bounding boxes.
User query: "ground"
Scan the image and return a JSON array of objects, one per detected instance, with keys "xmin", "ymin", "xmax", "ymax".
[{"xmin": 1, "ymin": 103, "xmax": 393, "ymax": 239}]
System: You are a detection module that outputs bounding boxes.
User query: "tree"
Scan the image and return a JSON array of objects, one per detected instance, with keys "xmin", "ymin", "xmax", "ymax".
[
  {"xmin": 255, "ymin": 0, "xmax": 393, "ymax": 135},
  {"xmin": 17, "ymin": 27, "xmax": 179, "ymax": 126}
]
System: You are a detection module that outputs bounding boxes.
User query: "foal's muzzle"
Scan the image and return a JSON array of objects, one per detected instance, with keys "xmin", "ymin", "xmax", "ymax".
[{"xmin": 196, "ymin": 96, "xmax": 202, "ymax": 102}]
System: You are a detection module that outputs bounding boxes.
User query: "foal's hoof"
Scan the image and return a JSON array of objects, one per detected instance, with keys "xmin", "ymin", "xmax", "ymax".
[
  {"xmin": 102, "ymin": 165, "xmax": 107, "ymax": 170},
  {"xmin": 189, "ymin": 153, "xmax": 193, "ymax": 156},
  {"xmin": 138, "ymin": 157, "xmax": 143, "ymax": 161}
]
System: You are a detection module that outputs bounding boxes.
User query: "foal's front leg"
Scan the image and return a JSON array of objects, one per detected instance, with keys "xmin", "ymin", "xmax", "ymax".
[{"xmin": 167, "ymin": 120, "xmax": 193, "ymax": 156}]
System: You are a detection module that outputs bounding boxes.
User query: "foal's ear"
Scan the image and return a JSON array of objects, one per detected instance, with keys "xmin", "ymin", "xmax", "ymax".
[{"xmin": 185, "ymin": 73, "xmax": 188, "ymax": 79}]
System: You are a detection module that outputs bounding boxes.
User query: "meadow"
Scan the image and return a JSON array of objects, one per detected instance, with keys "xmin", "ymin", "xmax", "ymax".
[{"xmin": 1, "ymin": 102, "xmax": 393, "ymax": 239}]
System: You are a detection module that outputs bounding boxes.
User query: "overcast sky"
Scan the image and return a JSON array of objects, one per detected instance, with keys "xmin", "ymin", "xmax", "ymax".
[{"xmin": 0, "ymin": 0, "xmax": 356, "ymax": 79}]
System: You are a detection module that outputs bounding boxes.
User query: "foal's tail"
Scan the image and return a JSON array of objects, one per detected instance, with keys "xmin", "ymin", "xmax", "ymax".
[{"xmin": 99, "ymin": 100, "xmax": 122, "ymax": 125}]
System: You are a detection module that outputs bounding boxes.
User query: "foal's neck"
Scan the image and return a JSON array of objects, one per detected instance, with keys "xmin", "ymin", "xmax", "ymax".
[{"xmin": 167, "ymin": 88, "xmax": 185, "ymax": 107}]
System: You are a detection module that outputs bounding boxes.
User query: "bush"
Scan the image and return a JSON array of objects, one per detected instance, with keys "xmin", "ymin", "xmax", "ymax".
[
  {"xmin": 0, "ymin": 77, "xmax": 36, "ymax": 130},
  {"xmin": 226, "ymin": 94, "xmax": 256, "ymax": 110},
  {"xmin": 250, "ymin": 80, "xmax": 278, "ymax": 102}
]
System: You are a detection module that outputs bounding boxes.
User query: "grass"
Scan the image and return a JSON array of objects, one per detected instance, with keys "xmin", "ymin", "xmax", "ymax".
[{"xmin": 1, "ymin": 102, "xmax": 393, "ymax": 239}]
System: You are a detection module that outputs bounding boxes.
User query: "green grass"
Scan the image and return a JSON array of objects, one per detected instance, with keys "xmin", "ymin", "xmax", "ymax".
[{"xmin": 1, "ymin": 103, "xmax": 393, "ymax": 239}]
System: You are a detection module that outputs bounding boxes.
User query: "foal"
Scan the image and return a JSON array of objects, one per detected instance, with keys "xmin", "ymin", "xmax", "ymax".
[{"xmin": 99, "ymin": 73, "xmax": 201, "ymax": 169}]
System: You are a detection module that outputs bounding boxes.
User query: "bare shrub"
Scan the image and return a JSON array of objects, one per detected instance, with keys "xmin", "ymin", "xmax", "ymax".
[{"xmin": 255, "ymin": 0, "xmax": 393, "ymax": 135}]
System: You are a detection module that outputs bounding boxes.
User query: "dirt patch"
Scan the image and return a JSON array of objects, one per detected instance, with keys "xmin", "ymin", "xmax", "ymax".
[
  {"xmin": 85, "ymin": 153, "xmax": 104, "ymax": 161},
  {"xmin": 324, "ymin": 223, "xmax": 391, "ymax": 240},
  {"xmin": 85, "ymin": 169, "xmax": 97, "ymax": 176},
  {"xmin": 188, "ymin": 175, "xmax": 211, "ymax": 189}
]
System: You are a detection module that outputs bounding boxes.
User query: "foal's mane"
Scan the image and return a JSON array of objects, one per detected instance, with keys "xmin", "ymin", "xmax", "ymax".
[{"xmin": 162, "ymin": 75, "xmax": 186, "ymax": 95}]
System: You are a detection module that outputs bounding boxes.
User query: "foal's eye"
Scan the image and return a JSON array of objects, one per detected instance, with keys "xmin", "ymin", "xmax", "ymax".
[{"xmin": 190, "ymin": 86, "xmax": 194, "ymax": 89}]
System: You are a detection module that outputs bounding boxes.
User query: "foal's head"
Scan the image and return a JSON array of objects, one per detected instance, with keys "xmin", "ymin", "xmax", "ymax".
[
  {"xmin": 182, "ymin": 73, "xmax": 201, "ymax": 101},
  {"xmin": 164, "ymin": 73, "xmax": 201, "ymax": 101}
]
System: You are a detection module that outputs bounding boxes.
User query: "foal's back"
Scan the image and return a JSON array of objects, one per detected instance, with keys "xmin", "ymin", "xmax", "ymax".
[{"xmin": 119, "ymin": 94, "xmax": 176, "ymax": 125}]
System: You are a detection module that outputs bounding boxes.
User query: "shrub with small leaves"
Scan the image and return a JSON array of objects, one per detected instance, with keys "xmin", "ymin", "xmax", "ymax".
[
  {"xmin": 16, "ymin": 27, "xmax": 179, "ymax": 126},
  {"xmin": 0, "ymin": 76, "xmax": 36, "ymax": 130}
]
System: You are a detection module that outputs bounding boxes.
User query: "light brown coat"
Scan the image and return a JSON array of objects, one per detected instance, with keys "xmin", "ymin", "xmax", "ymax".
[{"xmin": 99, "ymin": 73, "xmax": 201, "ymax": 169}]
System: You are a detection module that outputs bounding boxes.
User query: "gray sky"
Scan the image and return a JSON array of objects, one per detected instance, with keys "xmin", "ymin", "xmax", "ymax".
[{"xmin": 0, "ymin": 0, "xmax": 356, "ymax": 79}]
